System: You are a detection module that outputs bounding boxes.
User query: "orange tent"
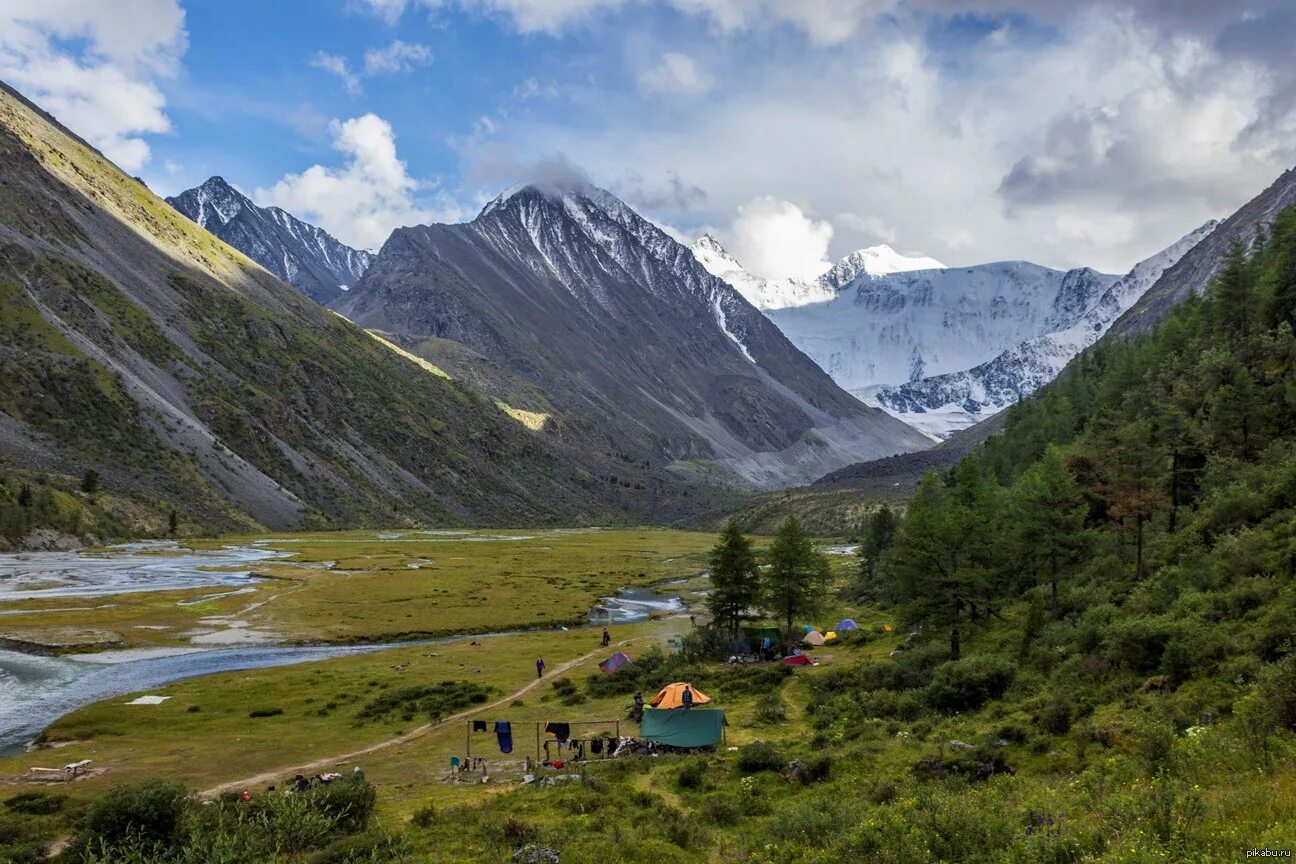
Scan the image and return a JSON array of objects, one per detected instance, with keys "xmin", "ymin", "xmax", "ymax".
[{"xmin": 648, "ymin": 682, "xmax": 712, "ymax": 710}]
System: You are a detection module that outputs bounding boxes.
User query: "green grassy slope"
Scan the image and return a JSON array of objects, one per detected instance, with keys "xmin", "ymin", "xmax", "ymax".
[{"xmin": 0, "ymin": 82, "xmax": 629, "ymax": 540}]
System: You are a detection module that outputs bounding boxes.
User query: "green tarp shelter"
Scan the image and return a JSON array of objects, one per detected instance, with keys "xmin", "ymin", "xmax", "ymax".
[{"xmin": 640, "ymin": 708, "xmax": 726, "ymax": 748}]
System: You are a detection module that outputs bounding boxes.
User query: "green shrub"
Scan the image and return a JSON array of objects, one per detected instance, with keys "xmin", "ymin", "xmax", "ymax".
[
  {"xmin": 248, "ymin": 707, "xmax": 284, "ymax": 718},
  {"xmin": 698, "ymin": 793, "xmax": 743, "ymax": 826},
  {"xmin": 3, "ymin": 791, "xmax": 66, "ymax": 814},
  {"xmin": 355, "ymin": 681, "xmax": 491, "ymax": 724},
  {"xmin": 925, "ymin": 655, "xmax": 1015, "ymax": 713},
  {"xmin": 306, "ymin": 829, "xmax": 411, "ymax": 864},
  {"xmin": 409, "ymin": 805, "xmax": 436, "ymax": 829},
  {"xmin": 790, "ymin": 754, "xmax": 832, "ymax": 784},
  {"xmin": 67, "ymin": 779, "xmax": 188, "ymax": 862},
  {"xmin": 736, "ymin": 742, "xmax": 782, "ymax": 774},
  {"xmin": 1037, "ymin": 697, "xmax": 1073, "ymax": 735},
  {"xmin": 676, "ymin": 760, "xmax": 706, "ymax": 790},
  {"xmin": 309, "ymin": 778, "xmax": 377, "ymax": 836}
]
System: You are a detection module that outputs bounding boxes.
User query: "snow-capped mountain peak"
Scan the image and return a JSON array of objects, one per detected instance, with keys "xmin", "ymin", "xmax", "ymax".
[
  {"xmin": 690, "ymin": 234, "xmax": 944, "ymax": 311},
  {"xmin": 824, "ymin": 244, "xmax": 946, "ymax": 286},
  {"xmin": 860, "ymin": 220, "xmax": 1220, "ymax": 437}
]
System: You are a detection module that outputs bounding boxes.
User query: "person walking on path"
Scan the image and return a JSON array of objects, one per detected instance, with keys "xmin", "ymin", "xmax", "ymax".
[
  {"xmin": 601, "ymin": 628, "xmax": 611, "ymax": 647},
  {"xmin": 535, "ymin": 657, "xmax": 545, "ymax": 679}
]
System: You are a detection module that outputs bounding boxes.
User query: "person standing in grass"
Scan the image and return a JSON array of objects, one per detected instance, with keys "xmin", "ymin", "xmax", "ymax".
[
  {"xmin": 602, "ymin": 628, "xmax": 611, "ymax": 647},
  {"xmin": 536, "ymin": 657, "xmax": 545, "ymax": 679},
  {"xmin": 633, "ymin": 692, "xmax": 644, "ymax": 722},
  {"xmin": 682, "ymin": 685, "xmax": 694, "ymax": 711}
]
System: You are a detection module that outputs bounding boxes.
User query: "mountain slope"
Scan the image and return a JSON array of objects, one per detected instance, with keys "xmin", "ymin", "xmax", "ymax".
[
  {"xmin": 333, "ymin": 184, "xmax": 930, "ymax": 489},
  {"xmin": 869, "ymin": 221, "xmax": 1217, "ymax": 436},
  {"xmin": 764, "ymin": 261, "xmax": 1119, "ymax": 398},
  {"xmin": 0, "ymin": 81, "xmax": 615, "ymax": 534},
  {"xmin": 167, "ymin": 177, "xmax": 371, "ymax": 305},
  {"xmin": 691, "ymin": 234, "xmax": 944, "ymax": 311},
  {"xmin": 1108, "ymin": 167, "xmax": 1296, "ymax": 337}
]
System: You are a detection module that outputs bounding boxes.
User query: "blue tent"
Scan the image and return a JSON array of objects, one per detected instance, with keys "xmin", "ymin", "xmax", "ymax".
[
  {"xmin": 835, "ymin": 619, "xmax": 860, "ymax": 631},
  {"xmin": 803, "ymin": 624, "xmax": 814, "ymax": 633},
  {"xmin": 599, "ymin": 651, "xmax": 632, "ymax": 673}
]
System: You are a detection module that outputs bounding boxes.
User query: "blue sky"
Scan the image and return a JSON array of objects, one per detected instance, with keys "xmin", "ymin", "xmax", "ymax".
[{"xmin": 3, "ymin": 1, "xmax": 1295, "ymax": 275}]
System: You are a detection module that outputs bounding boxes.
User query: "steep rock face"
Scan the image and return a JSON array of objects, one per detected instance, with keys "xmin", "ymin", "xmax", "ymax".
[
  {"xmin": 1107, "ymin": 168, "xmax": 1296, "ymax": 338},
  {"xmin": 690, "ymin": 234, "xmax": 944, "ymax": 311},
  {"xmin": 870, "ymin": 221, "xmax": 1218, "ymax": 437},
  {"xmin": 168, "ymin": 177, "xmax": 371, "ymax": 304},
  {"xmin": 766, "ymin": 262, "xmax": 1119, "ymax": 396},
  {"xmin": 334, "ymin": 184, "xmax": 930, "ymax": 489},
  {"xmin": 0, "ymin": 82, "xmax": 614, "ymax": 531}
]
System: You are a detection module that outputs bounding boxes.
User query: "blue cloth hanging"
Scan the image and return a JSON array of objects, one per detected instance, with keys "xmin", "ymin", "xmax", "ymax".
[{"xmin": 494, "ymin": 721, "xmax": 513, "ymax": 754}]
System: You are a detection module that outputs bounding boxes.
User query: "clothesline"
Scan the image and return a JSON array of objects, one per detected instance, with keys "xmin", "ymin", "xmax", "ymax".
[{"xmin": 465, "ymin": 718, "xmax": 624, "ymax": 761}]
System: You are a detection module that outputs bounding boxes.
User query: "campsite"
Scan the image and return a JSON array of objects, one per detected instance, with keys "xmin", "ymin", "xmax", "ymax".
[{"xmin": 3, "ymin": 511, "xmax": 1295, "ymax": 862}]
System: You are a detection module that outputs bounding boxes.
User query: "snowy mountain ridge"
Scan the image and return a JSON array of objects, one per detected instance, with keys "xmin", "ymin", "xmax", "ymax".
[
  {"xmin": 867, "ymin": 220, "xmax": 1219, "ymax": 437},
  {"xmin": 690, "ymin": 234, "xmax": 945, "ymax": 311},
  {"xmin": 335, "ymin": 182, "xmax": 931, "ymax": 489},
  {"xmin": 168, "ymin": 177, "xmax": 373, "ymax": 304}
]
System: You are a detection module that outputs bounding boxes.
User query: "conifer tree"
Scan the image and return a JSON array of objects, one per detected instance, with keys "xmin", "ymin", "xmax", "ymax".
[
  {"xmin": 1011, "ymin": 445, "xmax": 1087, "ymax": 617},
  {"xmin": 856, "ymin": 505, "xmax": 899, "ymax": 586},
  {"xmin": 707, "ymin": 521, "xmax": 759, "ymax": 636},
  {"xmin": 765, "ymin": 515, "xmax": 828, "ymax": 640}
]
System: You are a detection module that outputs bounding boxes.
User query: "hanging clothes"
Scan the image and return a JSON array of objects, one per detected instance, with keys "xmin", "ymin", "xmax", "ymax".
[
  {"xmin": 591, "ymin": 738, "xmax": 603, "ymax": 755},
  {"xmin": 472, "ymin": 720, "xmax": 487, "ymax": 732},
  {"xmin": 545, "ymin": 722, "xmax": 570, "ymax": 742},
  {"xmin": 494, "ymin": 721, "xmax": 513, "ymax": 754}
]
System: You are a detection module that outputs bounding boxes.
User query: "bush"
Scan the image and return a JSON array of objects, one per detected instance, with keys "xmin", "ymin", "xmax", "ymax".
[
  {"xmin": 249, "ymin": 707, "xmax": 284, "ymax": 718},
  {"xmin": 495, "ymin": 815, "xmax": 538, "ymax": 846},
  {"xmin": 790, "ymin": 754, "xmax": 832, "ymax": 785},
  {"xmin": 676, "ymin": 760, "xmax": 706, "ymax": 790},
  {"xmin": 306, "ymin": 829, "xmax": 411, "ymax": 864},
  {"xmin": 698, "ymin": 793, "xmax": 743, "ymax": 826},
  {"xmin": 3, "ymin": 791, "xmax": 66, "ymax": 815},
  {"xmin": 67, "ymin": 779, "xmax": 188, "ymax": 861},
  {"xmin": 753, "ymin": 698, "xmax": 787, "ymax": 725},
  {"xmin": 925, "ymin": 655, "xmax": 1015, "ymax": 713},
  {"xmin": 1036, "ymin": 697, "xmax": 1073, "ymax": 735},
  {"xmin": 409, "ymin": 805, "xmax": 436, "ymax": 829},
  {"xmin": 355, "ymin": 681, "xmax": 492, "ymax": 724},
  {"xmin": 1103, "ymin": 617, "xmax": 1176, "ymax": 673},
  {"xmin": 736, "ymin": 742, "xmax": 782, "ymax": 774},
  {"xmin": 551, "ymin": 678, "xmax": 586, "ymax": 706},
  {"xmin": 309, "ymin": 778, "xmax": 377, "ymax": 836}
]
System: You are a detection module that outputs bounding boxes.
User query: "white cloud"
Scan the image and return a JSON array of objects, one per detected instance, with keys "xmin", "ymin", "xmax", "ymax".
[
  {"xmin": 312, "ymin": 40, "xmax": 431, "ymax": 96},
  {"xmin": 0, "ymin": 0, "xmax": 186, "ymax": 171},
  {"xmin": 359, "ymin": 0, "xmax": 894, "ymax": 42},
  {"xmin": 638, "ymin": 52, "xmax": 713, "ymax": 96},
  {"xmin": 489, "ymin": 6, "xmax": 1295, "ymax": 273},
  {"xmin": 258, "ymin": 114, "xmax": 435, "ymax": 250},
  {"xmin": 363, "ymin": 40, "xmax": 433, "ymax": 74},
  {"xmin": 721, "ymin": 197, "xmax": 834, "ymax": 281},
  {"xmin": 312, "ymin": 52, "xmax": 361, "ymax": 95}
]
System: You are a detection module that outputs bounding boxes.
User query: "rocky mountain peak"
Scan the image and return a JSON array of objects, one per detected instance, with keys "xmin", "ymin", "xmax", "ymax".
[{"xmin": 169, "ymin": 176, "xmax": 372, "ymax": 305}]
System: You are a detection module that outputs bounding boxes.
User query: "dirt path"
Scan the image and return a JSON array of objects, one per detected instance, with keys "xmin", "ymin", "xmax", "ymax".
[{"xmin": 199, "ymin": 635, "xmax": 651, "ymax": 798}]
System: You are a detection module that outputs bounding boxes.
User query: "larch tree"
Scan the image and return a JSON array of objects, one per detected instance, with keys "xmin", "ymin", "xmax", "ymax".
[
  {"xmin": 706, "ymin": 521, "xmax": 760, "ymax": 636},
  {"xmin": 764, "ymin": 515, "xmax": 829, "ymax": 641},
  {"xmin": 1010, "ymin": 444, "xmax": 1088, "ymax": 617}
]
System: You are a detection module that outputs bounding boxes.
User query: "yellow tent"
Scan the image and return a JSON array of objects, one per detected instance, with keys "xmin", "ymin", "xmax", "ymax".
[
  {"xmin": 648, "ymin": 682, "xmax": 712, "ymax": 709},
  {"xmin": 802, "ymin": 630, "xmax": 826, "ymax": 646},
  {"xmin": 824, "ymin": 631, "xmax": 839, "ymax": 642}
]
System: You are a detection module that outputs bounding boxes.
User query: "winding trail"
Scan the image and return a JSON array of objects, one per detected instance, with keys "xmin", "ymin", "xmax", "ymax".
[{"xmin": 199, "ymin": 635, "xmax": 651, "ymax": 798}]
